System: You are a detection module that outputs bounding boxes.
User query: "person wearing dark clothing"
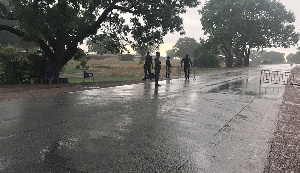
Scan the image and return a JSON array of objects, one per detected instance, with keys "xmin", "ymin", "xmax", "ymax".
[
  {"xmin": 166, "ymin": 56, "xmax": 172, "ymax": 79},
  {"xmin": 181, "ymin": 54, "xmax": 193, "ymax": 80},
  {"xmin": 154, "ymin": 52, "xmax": 161, "ymax": 86},
  {"xmin": 143, "ymin": 51, "xmax": 153, "ymax": 80}
]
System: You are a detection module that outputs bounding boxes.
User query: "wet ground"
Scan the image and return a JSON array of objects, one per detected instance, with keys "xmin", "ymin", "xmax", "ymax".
[
  {"xmin": 264, "ymin": 65, "xmax": 300, "ymax": 173},
  {"xmin": 0, "ymin": 64, "xmax": 293, "ymax": 172}
]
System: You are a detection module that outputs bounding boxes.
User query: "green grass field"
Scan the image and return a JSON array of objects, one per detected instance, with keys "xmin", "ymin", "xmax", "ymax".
[
  {"xmin": 68, "ymin": 76, "xmax": 142, "ymax": 83},
  {"xmin": 61, "ymin": 58, "xmax": 221, "ymax": 84}
]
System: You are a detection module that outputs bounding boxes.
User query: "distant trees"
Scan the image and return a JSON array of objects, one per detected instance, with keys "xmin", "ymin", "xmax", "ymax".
[
  {"xmin": 249, "ymin": 50, "xmax": 263, "ymax": 64},
  {"xmin": 166, "ymin": 49, "xmax": 176, "ymax": 59},
  {"xmin": 192, "ymin": 39, "xmax": 219, "ymax": 68},
  {"xmin": 86, "ymin": 39, "xmax": 108, "ymax": 55},
  {"xmin": 165, "ymin": 37, "xmax": 200, "ymax": 60},
  {"xmin": 0, "ymin": 31, "xmax": 38, "ymax": 52},
  {"xmin": 262, "ymin": 51, "xmax": 285, "ymax": 64},
  {"xmin": 133, "ymin": 43, "xmax": 158, "ymax": 64},
  {"xmin": 0, "ymin": 21, "xmax": 37, "ymax": 52},
  {"xmin": 200, "ymin": 0, "xmax": 299, "ymax": 67},
  {"xmin": 287, "ymin": 52, "xmax": 300, "ymax": 64},
  {"xmin": 166, "ymin": 37, "xmax": 219, "ymax": 68},
  {"xmin": 249, "ymin": 50, "xmax": 285, "ymax": 64},
  {"xmin": 173, "ymin": 37, "xmax": 200, "ymax": 59}
]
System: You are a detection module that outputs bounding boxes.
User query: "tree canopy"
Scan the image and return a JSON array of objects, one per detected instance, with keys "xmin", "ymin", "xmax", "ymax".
[
  {"xmin": 249, "ymin": 50, "xmax": 285, "ymax": 64},
  {"xmin": 200, "ymin": 0, "xmax": 299, "ymax": 67},
  {"xmin": 86, "ymin": 39, "xmax": 109, "ymax": 55},
  {"xmin": 0, "ymin": 30, "xmax": 38, "ymax": 52},
  {"xmin": 166, "ymin": 49, "xmax": 176, "ymax": 59},
  {"xmin": 0, "ymin": 0, "xmax": 199, "ymax": 80},
  {"xmin": 193, "ymin": 39, "xmax": 219, "ymax": 68},
  {"xmin": 172, "ymin": 37, "xmax": 200, "ymax": 58},
  {"xmin": 134, "ymin": 43, "xmax": 157, "ymax": 61},
  {"xmin": 287, "ymin": 52, "xmax": 300, "ymax": 64},
  {"xmin": 261, "ymin": 51, "xmax": 285, "ymax": 64}
]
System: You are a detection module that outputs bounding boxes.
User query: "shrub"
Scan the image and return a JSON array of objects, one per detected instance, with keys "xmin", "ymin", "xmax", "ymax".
[
  {"xmin": 0, "ymin": 46, "xmax": 28, "ymax": 84},
  {"xmin": 73, "ymin": 48, "xmax": 90, "ymax": 70},
  {"xmin": 193, "ymin": 46, "xmax": 219, "ymax": 68},
  {"xmin": 0, "ymin": 46, "xmax": 48, "ymax": 85},
  {"xmin": 26, "ymin": 51, "xmax": 48, "ymax": 78}
]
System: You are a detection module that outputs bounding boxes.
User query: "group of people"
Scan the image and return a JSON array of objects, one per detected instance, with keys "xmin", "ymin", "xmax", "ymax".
[{"xmin": 142, "ymin": 52, "xmax": 193, "ymax": 86}]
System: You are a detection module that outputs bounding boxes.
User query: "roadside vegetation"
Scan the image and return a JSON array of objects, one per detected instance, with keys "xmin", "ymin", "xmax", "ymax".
[
  {"xmin": 1, "ymin": 0, "xmax": 300, "ymax": 85},
  {"xmin": 0, "ymin": 45, "xmax": 222, "ymax": 85},
  {"xmin": 61, "ymin": 58, "xmax": 221, "ymax": 84}
]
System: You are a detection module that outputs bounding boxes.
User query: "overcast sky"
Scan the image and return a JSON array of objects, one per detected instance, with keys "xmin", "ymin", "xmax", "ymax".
[{"xmin": 160, "ymin": 0, "xmax": 300, "ymax": 56}]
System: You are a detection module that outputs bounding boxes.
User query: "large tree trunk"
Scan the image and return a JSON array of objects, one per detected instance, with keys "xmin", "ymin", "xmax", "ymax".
[
  {"xmin": 234, "ymin": 49, "xmax": 243, "ymax": 67},
  {"xmin": 50, "ymin": 52, "xmax": 77, "ymax": 83},
  {"xmin": 53, "ymin": 60, "xmax": 63, "ymax": 83},
  {"xmin": 42, "ymin": 37, "xmax": 79, "ymax": 83},
  {"xmin": 221, "ymin": 44, "xmax": 233, "ymax": 68},
  {"xmin": 223, "ymin": 42, "xmax": 234, "ymax": 68},
  {"xmin": 244, "ymin": 48, "xmax": 250, "ymax": 66},
  {"xmin": 226, "ymin": 55, "xmax": 233, "ymax": 68},
  {"xmin": 235, "ymin": 55, "xmax": 243, "ymax": 67},
  {"xmin": 44, "ymin": 54, "xmax": 62, "ymax": 83}
]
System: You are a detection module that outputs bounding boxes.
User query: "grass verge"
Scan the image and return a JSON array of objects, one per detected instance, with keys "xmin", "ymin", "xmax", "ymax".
[{"xmin": 68, "ymin": 75, "xmax": 142, "ymax": 83}]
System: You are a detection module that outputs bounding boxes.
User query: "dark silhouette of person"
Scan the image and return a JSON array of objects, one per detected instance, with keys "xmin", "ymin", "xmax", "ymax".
[
  {"xmin": 154, "ymin": 52, "xmax": 161, "ymax": 86},
  {"xmin": 166, "ymin": 56, "xmax": 172, "ymax": 79},
  {"xmin": 181, "ymin": 54, "xmax": 193, "ymax": 80},
  {"xmin": 143, "ymin": 51, "xmax": 153, "ymax": 80}
]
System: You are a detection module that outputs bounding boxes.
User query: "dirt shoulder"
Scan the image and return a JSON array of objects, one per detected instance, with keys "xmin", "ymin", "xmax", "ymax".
[
  {"xmin": 264, "ymin": 67, "xmax": 300, "ymax": 172},
  {"xmin": 0, "ymin": 80, "xmax": 142, "ymax": 102}
]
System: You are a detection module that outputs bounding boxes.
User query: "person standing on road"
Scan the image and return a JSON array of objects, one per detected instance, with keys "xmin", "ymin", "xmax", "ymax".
[
  {"xmin": 154, "ymin": 52, "xmax": 161, "ymax": 86},
  {"xmin": 143, "ymin": 51, "xmax": 153, "ymax": 80},
  {"xmin": 181, "ymin": 54, "xmax": 193, "ymax": 80},
  {"xmin": 166, "ymin": 56, "xmax": 172, "ymax": 79}
]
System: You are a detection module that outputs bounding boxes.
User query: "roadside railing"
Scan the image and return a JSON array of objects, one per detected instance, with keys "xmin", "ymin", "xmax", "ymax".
[{"xmin": 260, "ymin": 69, "xmax": 293, "ymax": 85}]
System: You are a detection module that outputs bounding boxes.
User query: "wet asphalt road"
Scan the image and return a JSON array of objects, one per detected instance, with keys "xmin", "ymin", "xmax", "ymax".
[{"xmin": 0, "ymin": 64, "xmax": 293, "ymax": 173}]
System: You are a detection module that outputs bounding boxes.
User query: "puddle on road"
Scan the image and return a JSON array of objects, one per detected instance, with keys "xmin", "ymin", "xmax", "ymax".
[
  {"xmin": 258, "ymin": 87, "xmax": 284, "ymax": 95},
  {"xmin": 40, "ymin": 138, "xmax": 79, "ymax": 161},
  {"xmin": 207, "ymin": 71, "xmax": 244, "ymax": 80},
  {"xmin": 224, "ymin": 71, "xmax": 244, "ymax": 76},
  {"xmin": 208, "ymin": 79, "xmax": 248, "ymax": 95},
  {"xmin": 208, "ymin": 79, "xmax": 284, "ymax": 96}
]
